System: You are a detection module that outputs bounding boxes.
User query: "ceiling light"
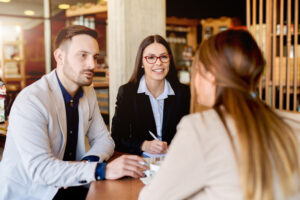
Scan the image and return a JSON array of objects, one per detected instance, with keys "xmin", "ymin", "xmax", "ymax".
[
  {"xmin": 58, "ymin": 4, "xmax": 70, "ymax": 9},
  {"xmin": 15, "ymin": 26, "xmax": 21, "ymax": 32},
  {"xmin": 0, "ymin": 0, "xmax": 11, "ymax": 3},
  {"xmin": 24, "ymin": 10, "xmax": 35, "ymax": 16}
]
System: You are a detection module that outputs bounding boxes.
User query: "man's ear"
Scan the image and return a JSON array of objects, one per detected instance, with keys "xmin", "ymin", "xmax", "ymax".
[{"xmin": 53, "ymin": 48, "xmax": 64, "ymax": 66}]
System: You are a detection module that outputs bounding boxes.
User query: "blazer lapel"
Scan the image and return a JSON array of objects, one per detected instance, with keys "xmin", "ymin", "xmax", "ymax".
[
  {"xmin": 162, "ymin": 95, "xmax": 175, "ymax": 136},
  {"xmin": 47, "ymin": 70, "xmax": 67, "ymax": 149},
  {"xmin": 78, "ymin": 87, "xmax": 89, "ymax": 135},
  {"xmin": 135, "ymin": 93, "xmax": 157, "ymax": 136}
]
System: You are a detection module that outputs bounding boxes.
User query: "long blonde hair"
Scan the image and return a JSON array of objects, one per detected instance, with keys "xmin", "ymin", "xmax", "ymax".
[{"xmin": 194, "ymin": 29, "xmax": 300, "ymax": 200}]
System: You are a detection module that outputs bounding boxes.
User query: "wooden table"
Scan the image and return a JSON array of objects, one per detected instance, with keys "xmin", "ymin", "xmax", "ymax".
[
  {"xmin": 86, "ymin": 151, "xmax": 145, "ymax": 200},
  {"xmin": 86, "ymin": 178, "xmax": 144, "ymax": 200}
]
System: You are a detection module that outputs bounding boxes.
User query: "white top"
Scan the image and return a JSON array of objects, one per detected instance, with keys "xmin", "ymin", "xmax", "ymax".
[
  {"xmin": 137, "ymin": 75, "xmax": 175, "ymax": 140},
  {"xmin": 139, "ymin": 109, "xmax": 300, "ymax": 200}
]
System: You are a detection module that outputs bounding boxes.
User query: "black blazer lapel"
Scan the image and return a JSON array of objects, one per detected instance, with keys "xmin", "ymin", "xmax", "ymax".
[
  {"xmin": 162, "ymin": 95, "xmax": 176, "ymax": 139},
  {"xmin": 135, "ymin": 93, "xmax": 157, "ymax": 136}
]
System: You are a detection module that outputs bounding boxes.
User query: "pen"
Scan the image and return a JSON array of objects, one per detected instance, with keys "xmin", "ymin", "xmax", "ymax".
[
  {"xmin": 149, "ymin": 131, "xmax": 169, "ymax": 152},
  {"xmin": 148, "ymin": 131, "xmax": 159, "ymax": 141},
  {"xmin": 148, "ymin": 131, "xmax": 168, "ymax": 153}
]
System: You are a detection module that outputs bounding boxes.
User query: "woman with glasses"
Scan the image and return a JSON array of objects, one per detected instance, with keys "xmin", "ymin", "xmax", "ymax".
[
  {"xmin": 111, "ymin": 34, "xmax": 190, "ymax": 155},
  {"xmin": 139, "ymin": 30, "xmax": 300, "ymax": 200}
]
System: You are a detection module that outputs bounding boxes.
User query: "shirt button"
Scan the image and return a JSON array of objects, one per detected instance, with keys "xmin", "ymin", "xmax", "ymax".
[
  {"xmin": 70, "ymin": 131, "xmax": 73, "ymax": 134},
  {"xmin": 69, "ymin": 153, "xmax": 72, "ymax": 156}
]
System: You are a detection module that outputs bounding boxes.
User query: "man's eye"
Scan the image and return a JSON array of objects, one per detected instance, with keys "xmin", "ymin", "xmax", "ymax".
[{"xmin": 80, "ymin": 53, "xmax": 87, "ymax": 58}]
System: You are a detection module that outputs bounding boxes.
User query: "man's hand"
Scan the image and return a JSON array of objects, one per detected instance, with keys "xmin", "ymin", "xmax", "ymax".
[
  {"xmin": 141, "ymin": 140, "xmax": 168, "ymax": 154},
  {"xmin": 105, "ymin": 155, "xmax": 149, "ymax": 180}
]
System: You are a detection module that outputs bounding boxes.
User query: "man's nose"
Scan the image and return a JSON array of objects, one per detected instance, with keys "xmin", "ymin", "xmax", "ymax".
[{"xmin": 87, "ymin": 56, "xmax": 96, "ymax": 69}]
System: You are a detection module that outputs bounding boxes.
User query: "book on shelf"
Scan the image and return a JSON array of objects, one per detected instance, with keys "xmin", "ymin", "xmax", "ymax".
[
  {"xmin": 5, "ymin": 68, "xmax": 19, "ymax": 75},
  {"xmin": 4, "ymin": 62, "xmax": 19, "ymax": 76}
]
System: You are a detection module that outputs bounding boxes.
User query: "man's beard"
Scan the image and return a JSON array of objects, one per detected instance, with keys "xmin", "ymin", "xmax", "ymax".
[
  {"xmin": 80, "ymin": 69, "xmax": 94, "ymax": 86},
  {"xmin": 63, "ymin": 60, "xmax": 94, "ymax": 87}
]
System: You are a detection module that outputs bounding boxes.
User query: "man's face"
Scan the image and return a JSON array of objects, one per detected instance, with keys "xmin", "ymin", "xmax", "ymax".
[{"xmin": 62, "ymin": 34, "xmax": 100, "ymax": 87}]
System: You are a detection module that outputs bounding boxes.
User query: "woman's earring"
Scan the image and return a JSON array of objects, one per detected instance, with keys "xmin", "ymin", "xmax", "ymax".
[{"xmin": 141, "ymin": 65, "xmax": 144, "ymax": 68}]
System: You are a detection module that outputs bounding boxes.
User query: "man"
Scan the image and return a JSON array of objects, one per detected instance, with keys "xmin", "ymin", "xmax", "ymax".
[{"xmin": 0, "ymin": 25, "xmax": 147, "ymax": 200}]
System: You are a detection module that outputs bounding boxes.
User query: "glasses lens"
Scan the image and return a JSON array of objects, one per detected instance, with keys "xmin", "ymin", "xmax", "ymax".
[
  {"xmin": 160, "ymin": 55, "xmax": 169, "ymax": 63},
  {"xmin": 146, "ymin": 56, "xmax": 157, "ymax": 64}
]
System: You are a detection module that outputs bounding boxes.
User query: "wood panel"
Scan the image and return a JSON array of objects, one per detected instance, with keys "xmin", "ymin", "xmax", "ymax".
[{"xmin": 247, "ymin": 0, "xmax": 300, "ymax": 112}]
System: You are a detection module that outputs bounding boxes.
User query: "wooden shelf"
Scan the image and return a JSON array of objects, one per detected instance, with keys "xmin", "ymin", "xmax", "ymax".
[
  {"xmin": 3, "ymin": 41, "xmax": 20, "ymax": 46},
  {"xmin": 201, "ymin": 17, "xmax": 232, "ymax": 40},
  {"xmin": 100, "ymin": 111, "xmax": 109, "ymax": 115},
  {"xmin": 93, "ymin": 67, "xmax": 109, "ymax": 88},
  {"xmin": 96, "ymin": 93, "xmax": 108, "ymax": 98},
  {"xmin": 4, "ymin": 59, "xmax": 24, "ymax": 62},
  {"xmin": 26, "ymin": 75, "xmax": 42, "ymax": 80},
  {"xmin": 92, "ymin": 81, "xmax": 109, "ymax": 88},
  {"xmin": 98, "ymin": 101, "xmax": 108, "ymax": 106},
  {"xmin": 167, "ymin": 17, "xmax": 199, "ymax": 52},
  {"xmin": 0, "ymin": 121, "xmax": 8, "ymax": 136},
  {"xmin": 0, "ymin": 24, "xmax": 26, "ymax": 90},
  {"xmin": 93, "ymin": 67, "xmax": 109, "ymax": 118},
  {"xmin": 94, "ymin": 68, "xmax": 107, "ymax": 72},
  {"xmin": 166, "ymin": 17, "xmax": 200, "ymax": 26},
  {"xmin": 6, "ymin": 84, "xmax": 20, "ymax": 91},
  {"xmin": 5, "ymin": 75, "xmax": 23, "ymax": 81},
  {"xmin": 66, "ymin": 2, "xmax": 107, "ymax": 17}
]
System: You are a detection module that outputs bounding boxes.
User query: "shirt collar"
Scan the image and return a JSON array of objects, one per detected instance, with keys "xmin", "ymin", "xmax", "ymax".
[
  {"xmin": 137, "ymin": 75, "xmax": 175, "ymax": 100},
  {"xmin": 55, "ymin": 71, "xmax": 83, "ymax": 104}
]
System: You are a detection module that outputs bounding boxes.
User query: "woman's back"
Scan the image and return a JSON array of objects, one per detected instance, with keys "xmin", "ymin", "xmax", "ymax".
[{"xmin": 139, "ymin": 109, "xmax": 300, "ymax": 200}]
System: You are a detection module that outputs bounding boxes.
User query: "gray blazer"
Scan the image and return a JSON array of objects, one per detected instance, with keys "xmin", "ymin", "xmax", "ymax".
[{"xmin": 0, "ymin": 70, "xmax": 115, "ymax": 200}]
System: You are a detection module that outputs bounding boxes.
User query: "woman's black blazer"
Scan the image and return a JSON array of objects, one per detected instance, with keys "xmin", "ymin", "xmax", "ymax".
[{"xmin": 111, "ymin": 81, "xmax": 190, "ymax": 155}]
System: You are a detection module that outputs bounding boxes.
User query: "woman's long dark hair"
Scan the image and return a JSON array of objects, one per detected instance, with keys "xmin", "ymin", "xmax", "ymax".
[{"xmin": 128, "ymin": 35, "xmax": 179, "ymax": 87}]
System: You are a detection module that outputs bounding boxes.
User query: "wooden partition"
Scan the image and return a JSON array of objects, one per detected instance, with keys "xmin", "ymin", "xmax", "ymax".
[{"xmin": 247, "ymin": 0, "xmax": 299, "ymax": 112}]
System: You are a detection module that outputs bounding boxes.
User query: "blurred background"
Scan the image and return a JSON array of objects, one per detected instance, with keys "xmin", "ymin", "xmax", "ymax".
[{"xmin": 0, "ymin": 0, "xmax": 299, "ymax": 160}]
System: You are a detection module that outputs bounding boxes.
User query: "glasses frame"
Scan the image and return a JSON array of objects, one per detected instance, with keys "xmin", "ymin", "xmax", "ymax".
[{"xmin": 143, "ymin": 54, "xmax": 172, "ymax": 64}]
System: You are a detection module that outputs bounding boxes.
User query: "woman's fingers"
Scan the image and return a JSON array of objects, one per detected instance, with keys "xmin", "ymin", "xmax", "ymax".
[{"xmin": 150, "ymin": 140, "xmax": 168, "ymax": 153}]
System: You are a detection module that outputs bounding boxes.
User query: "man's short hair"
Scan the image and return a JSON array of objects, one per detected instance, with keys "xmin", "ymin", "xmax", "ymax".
[{"xmin": 54, "ymin": 25, "xmax": 98, "ymax": 50}]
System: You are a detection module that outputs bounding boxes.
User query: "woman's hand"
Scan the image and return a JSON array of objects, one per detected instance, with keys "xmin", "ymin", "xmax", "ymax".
[{"xmin": 141, "ymin": 140, "xmax": 168, "ymax": 154}]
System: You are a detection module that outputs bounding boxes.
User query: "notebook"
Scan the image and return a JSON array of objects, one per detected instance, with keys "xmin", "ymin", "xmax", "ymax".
[{"xmin": 142, "ymin": 152, "xmax": 166, "ymax": 158}]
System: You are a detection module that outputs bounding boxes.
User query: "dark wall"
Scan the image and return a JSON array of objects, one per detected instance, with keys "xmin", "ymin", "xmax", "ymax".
[{"xmin": 167, "ymin": 0, "xmax": 246, "ymax": 25}]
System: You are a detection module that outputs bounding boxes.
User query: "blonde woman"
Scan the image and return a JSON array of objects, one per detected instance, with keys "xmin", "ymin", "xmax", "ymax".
[{"xmin": 139, "ymin": 29, "xmax": 300, "ymax": 200}]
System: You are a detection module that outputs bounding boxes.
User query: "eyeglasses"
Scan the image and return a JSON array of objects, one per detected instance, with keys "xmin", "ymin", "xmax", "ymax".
[{"xmin": 144, "ymin": 55, "xmax": 171, "ymax": 64}]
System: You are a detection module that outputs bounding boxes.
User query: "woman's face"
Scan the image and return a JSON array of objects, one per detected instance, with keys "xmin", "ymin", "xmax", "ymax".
[
  {"xmin": 194, "ymin": 63, "xmax": 216, "ymax": 107},
  {"xmin": 142, "ymin": 42, "xmax": 170, "ymax": 82}
]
